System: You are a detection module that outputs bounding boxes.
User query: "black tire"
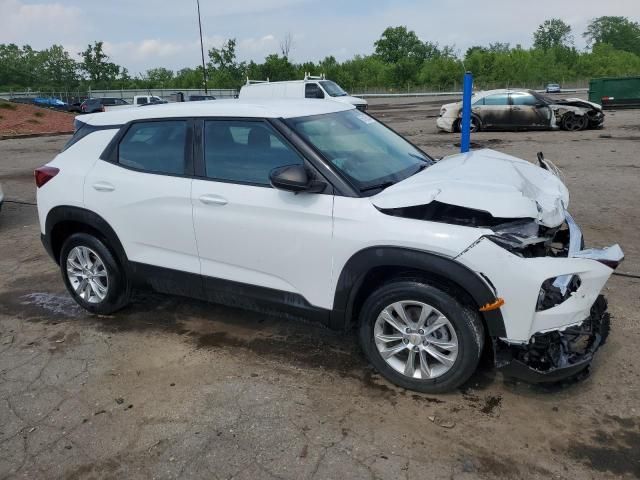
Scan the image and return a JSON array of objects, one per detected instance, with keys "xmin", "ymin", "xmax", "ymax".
[
  {"xmin": 454, "ymin": 116, "xmax": 481, "ymax": 133},
  {"xmin": 561, "ymin": 113, "xmax": 588, "ymax": 131},
  {"xmin": 60, "ymin": 232, "xmax": 131, "ymax": 314},
  {"xmin": 359, "ymin": 280, "xmax": 484, "ymax": 393}
]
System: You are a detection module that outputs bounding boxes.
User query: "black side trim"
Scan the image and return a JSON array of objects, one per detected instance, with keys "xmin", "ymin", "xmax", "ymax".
[
  {"xmin": 129, "ymin": 262, "xmax": 331, "ymax": 326},
  {"xmin": 331, "ymin": 246, "xmax": 507, "ymax": 337},
  {"xmin": 44, "ymin": 206, "xmax": 128, "ymax": 268}
]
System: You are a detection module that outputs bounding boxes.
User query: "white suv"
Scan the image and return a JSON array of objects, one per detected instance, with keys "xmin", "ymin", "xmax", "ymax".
[{"xmin": 36, "ymin": 100, "xmax": 623, "ymax": 393}]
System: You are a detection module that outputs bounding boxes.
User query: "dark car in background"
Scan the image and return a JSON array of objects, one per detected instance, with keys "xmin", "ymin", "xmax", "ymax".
[
  {"xmin": 80, "ymin": 97, "xmax": 130, "ymax": 113},
  {"xmin": 189, "ymin": 95, "xmax": 216, "ymax": 101},
  {"xmin": 437, "ymin": 89, "xmax": 604, "ymax": 132}
]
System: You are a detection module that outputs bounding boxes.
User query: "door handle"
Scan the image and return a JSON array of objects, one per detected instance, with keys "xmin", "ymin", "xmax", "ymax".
[
  {"xmin": 92, "ymin": 182, "xmax": 115, "ymax": 192},
  {"xmin": 512, "ymin": 107, "xmax": 522, "ymax": 111},
  {"xmin": 199, "ymin": 194, "xmax": 228, "ymax": 206}
]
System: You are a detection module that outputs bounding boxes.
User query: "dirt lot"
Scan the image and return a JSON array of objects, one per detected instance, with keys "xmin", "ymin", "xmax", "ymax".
[
  {"xmin": 0, "ymin": 100, "xmax": 74, "ymax": 139},
  {"xmin": 0, "ymin": 99, "xmax": 639, "ymax": 479}
]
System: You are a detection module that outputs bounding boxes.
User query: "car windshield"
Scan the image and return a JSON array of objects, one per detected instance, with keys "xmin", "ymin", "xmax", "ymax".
[
  {"xmin": 287, "ymin": 110, "xmax": 432, "ymax": 193},
  {"xmin": 319, "ymin": 80, "xmax": 348, "ymax": 97}
]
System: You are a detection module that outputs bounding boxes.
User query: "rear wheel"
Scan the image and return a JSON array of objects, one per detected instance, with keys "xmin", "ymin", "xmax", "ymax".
[
  {"xmin": 60, "ymin": 233, "xmax": 130, "ymax": 314},
  {"xmin": 359, "ymin": 280, "xmax": 484, "ymax": 393},
  {"xmin": 561, "ymin": 113, "xmax": 588, "ymax": 131},
  {"xmin": 455, "ymin": 116, "xmax": 480, "ymax": 133}
]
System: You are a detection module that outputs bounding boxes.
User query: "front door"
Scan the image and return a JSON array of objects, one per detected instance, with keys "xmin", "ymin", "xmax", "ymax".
[
  {"xmin": 509, "ymin": 92, "xmax": 550, "ymax": 129},
  {"xmin": 191, "ymin": 119, "xmax": 334, "ymax": 310}
]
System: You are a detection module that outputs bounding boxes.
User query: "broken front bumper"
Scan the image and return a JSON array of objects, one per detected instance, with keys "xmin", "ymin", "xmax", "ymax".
[
  {"xmin": 496, "ymin": 295, "xmax": 609, "ymax": 382},
  {"xmin": 456, "ymin": 211, "xmax": 623, "ymax": 383}
]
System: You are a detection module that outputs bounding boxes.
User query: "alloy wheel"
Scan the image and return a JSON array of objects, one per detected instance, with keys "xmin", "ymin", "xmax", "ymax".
[
  {"xmin": 374, "ymin": 301, "xmax": 459, "ymax": 380},
  {"xmin": 66, "ymin": 246, "xmax": 109, "ymax": 304}
]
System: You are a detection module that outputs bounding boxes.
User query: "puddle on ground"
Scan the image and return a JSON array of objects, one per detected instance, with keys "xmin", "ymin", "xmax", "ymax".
[{"xmin": 19, "ymin": 292, "xmax": 82, "ymax": 317}]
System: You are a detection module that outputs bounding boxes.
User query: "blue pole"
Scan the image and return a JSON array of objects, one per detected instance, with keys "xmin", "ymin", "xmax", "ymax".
[{"xmin": 460, "ymin": 71, "xmax": 473, "ymax": 153}]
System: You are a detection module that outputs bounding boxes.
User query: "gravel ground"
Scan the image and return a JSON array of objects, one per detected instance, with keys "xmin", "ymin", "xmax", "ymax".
[
  {"xmin": 0, "ymin": 101, "xmax": 74, "ymax": 138},
  {"xmin": 0, "ymin": 99, "xmax": 639, "ymax": 479}
]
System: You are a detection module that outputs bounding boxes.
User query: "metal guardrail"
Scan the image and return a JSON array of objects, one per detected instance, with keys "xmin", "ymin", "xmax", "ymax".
[{"xmin": 353, "ymin": 88, "xmax": 589, "ymax": 98}]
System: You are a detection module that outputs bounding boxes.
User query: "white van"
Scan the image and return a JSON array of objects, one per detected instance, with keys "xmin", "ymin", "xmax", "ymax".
[{"xmin": 239, "ymin": 75, "xmax": 368, "ymax": 111}]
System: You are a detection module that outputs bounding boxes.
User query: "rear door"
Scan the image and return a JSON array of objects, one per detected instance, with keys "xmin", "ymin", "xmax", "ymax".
[
  {"xmin": 509, "ymin": 92, "xmax": 550, "ymax": 129},
  {"xmin": 84, "ymin": 119, "xmax": 200, "ymax": 278},
  {"xmin": 474, "ymin": 93, "xmax": 510, "ymax": 129},
  {"xmin": 191, "ymin": 118, "xmax": 334, "ymax": 309}
]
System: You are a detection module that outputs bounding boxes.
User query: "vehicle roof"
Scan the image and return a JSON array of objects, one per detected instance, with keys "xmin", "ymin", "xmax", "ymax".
[
  {"xmin": 243, "ymin": 79, "xmax": 323, "ymax": 86},
  {"xmin": 474, "ymin": 88, "xmax": 536, "ymax": 97},
  {"xmin": 80, "ymin": 99, "xmax": 355, "ymax": 126}
]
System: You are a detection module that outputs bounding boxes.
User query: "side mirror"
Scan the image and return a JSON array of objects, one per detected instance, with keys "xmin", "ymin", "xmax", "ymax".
[
  {"xmin": 270, "ymin": 164, "xmax": 326, "ymax": 193},
  {"xmin": 270, "ymin": 164, "xmax": 310, "ymax": 192},
  {"xmin": 315, "ymin": 90, "xmax": 325, "ymax": 99}
]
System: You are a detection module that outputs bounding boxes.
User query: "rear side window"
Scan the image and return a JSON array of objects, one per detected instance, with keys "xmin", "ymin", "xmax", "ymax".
[
  {"xmin": 118, "ymin": 121, "xmax": 187, "ymax": 175},
  {"xmin": 203, "ymin": 120, "xmax": 304, "ymax": 185}
]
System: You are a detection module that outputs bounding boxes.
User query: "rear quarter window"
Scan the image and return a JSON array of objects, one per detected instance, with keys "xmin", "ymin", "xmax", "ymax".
[{"xmin": 62, "ymin": 122, "xmax": 120, "ymax": 152}]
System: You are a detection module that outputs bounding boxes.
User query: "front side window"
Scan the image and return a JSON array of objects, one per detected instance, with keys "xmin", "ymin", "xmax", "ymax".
[
  {"xmin": 305, "ymin": 83, "xmax": 324, "ymax": 99},
  {"xmin": 118, "ymin": 121, "xmax": 187, "ymax": 175},
  {"xmin": 287, "ymin": 110, "xmax": 431, "ymax": 193},
  {"xmin": 319, "ymin": 80, "xmax": 348, "ymax": 97},
  {"xmin": 511, "ymin": 92, "xmax": 538, "ymax": 106},
  {"xmin": 483, "ymin": 94, "xmax": 509, "ymax": 106},
  {"xmin": 137, "ymin": 97, "xmax": 149, "ymax": 105},
  {"xmin": 204, "ymin": 120, "xmax": 304, "ymax": 186}
]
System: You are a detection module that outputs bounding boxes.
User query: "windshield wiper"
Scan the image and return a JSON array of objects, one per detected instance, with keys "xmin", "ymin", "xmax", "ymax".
[
  {"xmin": 409, "ymin": 152, "xmax": 429, "ymax": 163},
  {"xmin": 360, "ymin": 181, "xmax": 396, "ymax": 193}
]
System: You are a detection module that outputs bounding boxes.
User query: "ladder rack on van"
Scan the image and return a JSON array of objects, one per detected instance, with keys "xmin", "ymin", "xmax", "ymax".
[
  {"xmin": 304, "ymin": 73, "xmax": 326, "ymax": 81},
  {"xmin": 245, "ymin": 77, "xmax": 270, "ymax": 85}
]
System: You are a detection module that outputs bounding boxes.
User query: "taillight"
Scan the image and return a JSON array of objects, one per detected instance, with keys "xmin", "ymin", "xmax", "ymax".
[
  {"xmin": 34, "ymin": 166, "xmax": 59, "ymax": 188},
  {"xmin": 100, "ymin": 105, "xmax": 105, "ymax": 112}
]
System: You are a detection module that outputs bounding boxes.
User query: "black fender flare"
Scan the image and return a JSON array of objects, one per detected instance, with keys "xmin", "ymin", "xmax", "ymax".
[
  {"xmin": 44, "ymin": 206, "xmax": 128, "ymax": 268},
  {"xmin": 329, "ymin": 246, "xmax": 506, "ymax": 337}
]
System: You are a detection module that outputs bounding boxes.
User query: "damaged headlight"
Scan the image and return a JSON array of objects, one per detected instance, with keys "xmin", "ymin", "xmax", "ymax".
[
  {"xmin": 536, "ymin": 275, "xmax": 581, "ymax": 311},
  {"xmin": 486, "ymin": 220, "xmax": 550, "ymax": 255}
]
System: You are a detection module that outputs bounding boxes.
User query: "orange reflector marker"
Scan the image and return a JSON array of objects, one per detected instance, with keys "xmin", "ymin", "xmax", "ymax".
[{"xmin": 479, "ymin": 298, "xmax": 505, "ymax": 312}]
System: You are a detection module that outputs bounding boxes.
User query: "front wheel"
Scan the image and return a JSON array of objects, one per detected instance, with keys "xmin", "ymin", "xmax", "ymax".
[
  {"xmin": 561, "ymin": 113, "xmax": 588, "ymax": 131},
  {"xmin": 359, "ymin": 281, "xmax": 484, "ymax": 393},
  {"xmin": 60, "ymin": 233, "xmax": 131, "ymax": 314}
]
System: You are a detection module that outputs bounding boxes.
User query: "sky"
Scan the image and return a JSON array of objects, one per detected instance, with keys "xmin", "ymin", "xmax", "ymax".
[{"xmin": 1, "ymin": 0, "xmax": 639, "ymax": 75}]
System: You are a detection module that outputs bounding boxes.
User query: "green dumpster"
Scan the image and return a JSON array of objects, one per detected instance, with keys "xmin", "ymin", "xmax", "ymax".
[{"xmin": 589, "ymin": 76, "xmax": 640, "ymax": 109}]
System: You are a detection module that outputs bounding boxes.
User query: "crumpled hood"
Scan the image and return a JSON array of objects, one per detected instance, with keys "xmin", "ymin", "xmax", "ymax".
[
  {"xmin": 371, "ymin": 149, "xmax": 570, "ymax": 227},
  {"xmin": 553, "ymin": 98, "xmax": 603, "ymax": 111}
]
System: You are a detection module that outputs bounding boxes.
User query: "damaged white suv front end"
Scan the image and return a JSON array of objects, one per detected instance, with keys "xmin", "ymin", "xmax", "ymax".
[{"xmin": 372, "ymin": 148, "xmax": 623, "ymax": 382}]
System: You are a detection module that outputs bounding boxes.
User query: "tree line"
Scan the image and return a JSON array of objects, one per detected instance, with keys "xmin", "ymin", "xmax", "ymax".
[{"xmin": 1, "ymin": 16, "xmax": 639, "ymax": 93}]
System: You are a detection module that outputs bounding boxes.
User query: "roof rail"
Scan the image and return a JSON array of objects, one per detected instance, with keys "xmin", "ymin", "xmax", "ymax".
[
  {"xmin": 304, "ymin": 72, "xmax": 326, "ymax": 81},
  {"xmin": 245, "ymin": 77, "xmax": 270, "ymax": 85}
]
